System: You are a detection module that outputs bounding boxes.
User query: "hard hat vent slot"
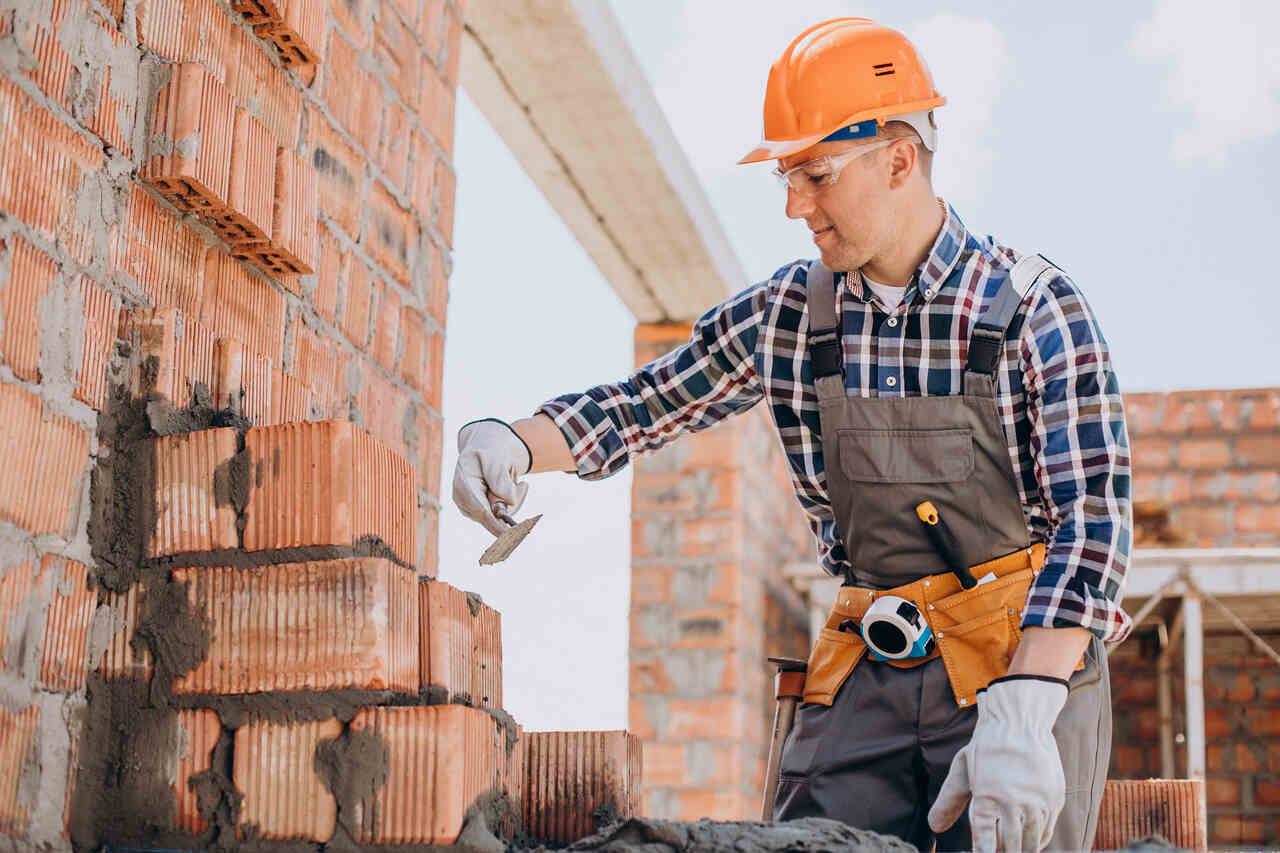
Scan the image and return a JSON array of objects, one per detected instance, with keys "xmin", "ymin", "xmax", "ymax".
[{"xmin": 873, "ymin": 63, "xmax": 895, "ymax": 77}]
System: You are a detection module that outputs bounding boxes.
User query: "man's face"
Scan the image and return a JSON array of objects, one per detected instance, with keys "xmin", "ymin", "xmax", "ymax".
[{"xmin": 778, "ymin": 140, "xmax": 896, "ymax": 272}]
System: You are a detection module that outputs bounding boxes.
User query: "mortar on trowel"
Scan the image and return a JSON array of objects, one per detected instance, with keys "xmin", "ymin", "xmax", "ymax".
[{"xmin": 478, "ymin": 499, "xmax": 541, "ymax": 565}]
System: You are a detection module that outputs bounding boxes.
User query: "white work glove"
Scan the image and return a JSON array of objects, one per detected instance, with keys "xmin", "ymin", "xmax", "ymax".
[
  {"xmin": 451, "ymin": 418, "xmax": 533, "ymax": 537},
  {"xmin": 928, "ymin": 674, "xmax": 1070, "ymax": 853}
]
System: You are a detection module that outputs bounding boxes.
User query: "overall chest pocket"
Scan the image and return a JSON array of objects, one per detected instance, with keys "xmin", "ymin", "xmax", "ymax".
[{"xmin": 838, "ymin": 428, "xmax": 975, "ymax": 484}]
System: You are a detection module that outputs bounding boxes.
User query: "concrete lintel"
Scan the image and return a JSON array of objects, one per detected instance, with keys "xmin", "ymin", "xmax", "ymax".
[{"xmin": 460, "ymin": 0, "xmax": 746, "ymax": 324}]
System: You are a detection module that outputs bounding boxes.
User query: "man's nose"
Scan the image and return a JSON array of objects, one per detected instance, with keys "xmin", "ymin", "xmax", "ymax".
[{"xmin": 785, "ymin": 186, "xmax": 814, "ymax": 220}]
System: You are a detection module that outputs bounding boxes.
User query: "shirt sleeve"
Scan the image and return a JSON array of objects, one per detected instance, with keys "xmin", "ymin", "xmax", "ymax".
[
  {"xmin": 1018, "ymin": 271, "xmax": 1134, "ymax": 643},
  {"xmin": 535, "ymin": 281, "xmax": 770, "ymax": 480}
]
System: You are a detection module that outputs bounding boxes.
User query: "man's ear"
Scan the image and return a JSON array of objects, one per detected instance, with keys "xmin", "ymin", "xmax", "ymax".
[{"xmin": 886, "ymin": 141, "xmax": 917, "ymax": 190}]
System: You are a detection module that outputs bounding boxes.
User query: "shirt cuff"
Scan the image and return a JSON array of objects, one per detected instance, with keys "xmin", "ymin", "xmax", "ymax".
[
  {"xmin": 535, "ymin": 395, "xmax": 630, "ymax": 481},
  {"xmin": 1021, "ymin": 567, "xmax": 1133, "ymax": 644}
]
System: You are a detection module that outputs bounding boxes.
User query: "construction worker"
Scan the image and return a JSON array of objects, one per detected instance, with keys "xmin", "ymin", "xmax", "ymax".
[{"xmin": 452, "ymin": 17, "xmax": 1131, "ymax": 853}]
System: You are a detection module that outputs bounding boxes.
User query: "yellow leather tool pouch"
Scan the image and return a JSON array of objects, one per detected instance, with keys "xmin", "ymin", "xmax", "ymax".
[{"xmin": 802, "ymin": 543, "xmax": 1080, "ymax": 708}]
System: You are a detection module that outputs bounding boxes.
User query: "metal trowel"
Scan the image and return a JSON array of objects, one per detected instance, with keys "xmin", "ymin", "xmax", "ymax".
[{"xmin": 478, "ymin": 500, "xmax": 542, "ymax": 565}]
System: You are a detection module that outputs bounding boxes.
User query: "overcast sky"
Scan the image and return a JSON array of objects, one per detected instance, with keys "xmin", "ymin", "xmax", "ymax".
[{"xmin": 437, "ymin": 0, "xmax": 1280, "ymax": 733}]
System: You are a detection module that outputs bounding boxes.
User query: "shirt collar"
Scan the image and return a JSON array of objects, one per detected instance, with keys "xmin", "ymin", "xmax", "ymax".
[{"xmin": 842, "ymin": 199, "xmax": 969, "ymax": 307}]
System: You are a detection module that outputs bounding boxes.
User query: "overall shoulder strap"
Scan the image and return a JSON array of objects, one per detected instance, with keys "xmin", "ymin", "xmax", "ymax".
[
  {"xmin": 805, "ymin": 261, "xmax": 843, "ymax": 381},
  {"xmin": 964, "ymin": 253, "xmax": 1055, "ymax": 385}
]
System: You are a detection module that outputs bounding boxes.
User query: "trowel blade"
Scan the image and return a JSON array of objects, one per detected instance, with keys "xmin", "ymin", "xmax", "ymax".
[{"xmin": 478, "ymin": 514, "xmax": 542, "ymax": 565}]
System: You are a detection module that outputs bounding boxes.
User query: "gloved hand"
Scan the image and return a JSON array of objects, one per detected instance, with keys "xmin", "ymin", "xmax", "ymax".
[
  {"xmin": 452, "ymin": 418, "xmax": 533, "ymax": 537},
  {"xmin": 928, "ymin": 674, "xmax": 1069, "ymax": 853}
]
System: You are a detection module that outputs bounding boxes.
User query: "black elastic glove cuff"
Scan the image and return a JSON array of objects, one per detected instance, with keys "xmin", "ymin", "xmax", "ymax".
[
  {"xmin": 979, "ymin": 673, "xmax": 1071, "ymax": 696},
  {"xmin": 460, "ymin": 417, "xmax": 533, "ymax": 475}
]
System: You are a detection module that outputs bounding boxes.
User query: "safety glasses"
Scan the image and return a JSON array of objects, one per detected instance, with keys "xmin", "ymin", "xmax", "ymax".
[{"xmin": 771, "ymin": 138, "xmax": 904, "ymax": 196}]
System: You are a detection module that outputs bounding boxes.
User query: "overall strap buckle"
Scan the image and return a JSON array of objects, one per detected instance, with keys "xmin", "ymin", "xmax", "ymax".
[{"xmin": 810, "ymin": 326, "xmax": 843, "ymax": 379}]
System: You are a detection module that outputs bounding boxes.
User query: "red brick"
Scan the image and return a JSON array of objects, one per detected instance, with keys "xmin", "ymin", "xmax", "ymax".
[
  {"xmin": 417, "ymin": 0, "xmax": 443, "ymax": 57},
  {"xmin": 419, "ymin": 580, "xmax": 470, "ymax": 701},
  {"xmin": 666, "ymin": 697, "xmax": 742, "ymax": 740},
  {"xmin": 242, "ymin": 347, "xmax": 274, "ymax": 425},
  {"xmin": 1237, "ymin": 433, "xmax": 1280, "ymax": 469},
  {"xmin": 74, "ymin": 275, "xmax": 121, "ymax": 411},
  {"xmin": 410, "ymin": 130, "xmax": 434, "ymax": 220},
  {"xmin": 471, "ymin": 597, "xmax": 501, "ymax": 709},
  {"xmin": 85, "ymin": 18, "xmax": 139, "ymax": 156},
  {"xmin": 0, "ymin": 382, "xmax": 89, "ymax": 536},
  {"xmin": 1176, "ymin": 437, "xmax": 1232, "ymax": 470},
  {"xmin": 150, "ymin": 428, "xmax": 239, "ymax": 557},
  {"xmin": 228, "ymin": 0, "xmax": 282, "ymax": 27},
  {"xmin": 1240, "ymin": 390, "xmax": 1280, "ymax": 430},
  {"xmin": 1131, "ymin": 435, "xmax": 1175, "ymax": 472},
  {"xmin": 365, "ymin": 182, "xmax": 416, "ymax": 287},
  {"xmin": 1244, "ymin": 707, "xmax": 1280, "ymax": 737},
  {"xmin": 235, "ymin": 147, "xmax": 317, "ymax": 276},
  {"xmin": 630, "ymin": 564, "xmax": 673, "ymax": 607},
  {"xmin": 313, "ymin": 224, "xmax": 342, "ymax": 323},
  {"xmin": 340, "ymin": 257, "xmax": 375, "ymax": 348},
  {"xmin": 0, "ymin": 80, "xmax": 104, "ymax": 265},
  {"xmin": 354, "ymin": 367, "xmax": 409, "ymax": 453},
  {"xmin": 1205, "ymin": 775, "xmax": 1240, "ymax": 806},
  {"xmin": 213, "ymin": 336, "xmax": 244, "ymax": 411},
  {"xmin": 0, "ymin": 704, "xmax": 39, "ymax": 835},
  {"xmin": 398, "ymin": 306, "xmax": 426, "ymax": 393},
  {"xmin": 174, "ymin": 557, "xmax": 417, "ymax": 693},
  {"xmin": 95, "ymin": 583, "xmax": 153, "ymax": 680},
  {"xmin": 201, "ymin": 248, "xmax": 287, "ymax": 362},
  {"xmin": 1255, "ymin": 777, "xmax": 1280, "ymax": 806},
  {"xmin": 209, "ymin": 109, "xmax": 275, "ymax": 245},
  {"xmin": 371, "ymin": 281, "xmax": 401, "ymax": 372},
  {"xmin": 378, "ymin": 102, "xmax": 412, "ymax": 191},
  {"xmin": 1173, "ymin": 505, "xmax": 1232, "ymax": 546},
  {"xmin": 327, "ymin": 0, "xmax": 368, "ymax": 46},
  {"xmin": 37, "ymin": 556, "xmax": 96, "ymax": 692},
  {"xmin": 412, "ymin": 405, "xmax": 441, "ymax": 496},
  {"xmin": 123, "ymin": 307, "xmax": 218, "ymax": 408},
  {"xmin": 323, "ymin": 31, "xmax": 381, "ymax": 153},
  {"xmin": 144, "ymin": 62, "xmax": 235, "ymax": 214},
  {"xmin": 270, "ymin": 364, "xmax": 312, "ymax": 424},
  {"xmin": 521, "ymin": 730, "xmax": 642, "ymax": 844},
  {"xmin": 350, "ymin": 705, "xmax": 514, "ymax": 845},
  {"xmin": 308, "ymin": 107, "xmax": 365, "ymax": 237},
  {"xmin": 113, "ymin": 187, "xmax": 206, "ymax": 316},
  {"xmin": 374, "ymin": 8, "xmax": 421, "ymax": 114},
  {"xmin": 425, "ymin": 324, "xmax": 443, "ymax": 411},
  {"xmin": 1, "ymin": 235, "xmax": 57, "ymax": 382},
  {"xmin": 1094, "ymin": 779, "xmax": 1206, "ymax": 852},
  {"xmin": 433, "ymin": 157, "xmax": 454, "ymax": 246},
  {"xmin": 674, "ymin": 789, "xmax": 743, "ymax": 821},
  {"xmin": 0, "ymin": 560, "xmax": 37, "ymax": 678},
  {"xmin": 227, "ymin": 19, "xmax": 303, "ymax": 147},
  {"xmin": 253, "ymin": 0, "xmax": 325, "ymax": 68},
  {"xmin": 287, "ymin": 321, "xmax": 344, "ymax": 417},
  {"xmin": 427, "ymin": 240, "xmax": 448, "ymax": 326},
  {"xmin": 244, "ymin": 420, "xmax": 417, "ymax": 563},
  {"xmin": 440, "ymin": 4, "xmax": 460, "ymax": 89},
  {"xmin": 166, "ymin": 709, "xmax": 220, "ymax": 834},
  {"xmin": 20, "ymin": 0, "xmax": 74, "ymax": 112},
  {"xmin": 417, "ymin": 504, "xmax": 438, "ymax": 580},
  {"xmin": 234, "ymin": 717, "xmax": 340, "ymax": 842},
  {"xmin": 1236, "ymin": 503, "xmax": 1280, "ymax": 537},
  {"xmin": 138, "ymin": 0, "xmax": 237, "ymax": 81}
]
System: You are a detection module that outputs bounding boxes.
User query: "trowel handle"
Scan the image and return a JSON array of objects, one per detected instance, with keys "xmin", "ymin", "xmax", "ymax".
[{"xmin": 491, "ymin": 500, "xmax": 517, "ymax": 528}]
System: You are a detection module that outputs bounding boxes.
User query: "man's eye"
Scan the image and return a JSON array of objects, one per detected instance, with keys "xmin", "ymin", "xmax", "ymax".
[{"xmin": 805, "ymin": 172, "xmax": 833, "ymax": 184}]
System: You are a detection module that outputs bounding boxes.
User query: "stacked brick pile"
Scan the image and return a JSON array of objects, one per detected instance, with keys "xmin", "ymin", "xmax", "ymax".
[{"xmin": 0, "ymin": 0, "xmax": 643, "ymax": 847}]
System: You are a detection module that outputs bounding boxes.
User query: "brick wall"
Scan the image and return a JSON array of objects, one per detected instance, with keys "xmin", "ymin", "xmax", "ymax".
[
  {"xmin": 0, "ymin": 0, "xmax": 460, "ymax": 843},
  {"xmin": 1108, "ymin": 632, "xmax": 1280, "ymax": 848},
  {"xmin": 629, "ymin": 322, "xmax": 811, "ymax": 820},
  {"xmin": 1126, "ymin": 388, "xmax": 1280, "ymax": 546},
  {"xmin": 1111, "ymin": 387, "xmax": 1280, "ymax": 848}
]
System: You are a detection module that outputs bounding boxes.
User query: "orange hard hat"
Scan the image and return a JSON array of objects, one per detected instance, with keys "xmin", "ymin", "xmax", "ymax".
[{"xmin": 739, "ymin": 18, "xmax": 946, "ymax": 165}]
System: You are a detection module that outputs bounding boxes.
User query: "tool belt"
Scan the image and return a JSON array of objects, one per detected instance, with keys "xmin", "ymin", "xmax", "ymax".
[{"xmin": 802, "ymin": 542, "xmax": 1083, "ymax": 709}]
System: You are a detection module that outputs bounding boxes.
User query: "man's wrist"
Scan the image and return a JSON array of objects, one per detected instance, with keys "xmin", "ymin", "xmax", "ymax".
[{"xmin": 1006, "ymin": 625, "xmax": 1092, "ymax": 681}]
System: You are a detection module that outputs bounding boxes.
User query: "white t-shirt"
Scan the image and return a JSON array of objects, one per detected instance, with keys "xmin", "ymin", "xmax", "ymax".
[{"xmin": 861, "ymin": 273, "xmax": 907, "ymax": 312}]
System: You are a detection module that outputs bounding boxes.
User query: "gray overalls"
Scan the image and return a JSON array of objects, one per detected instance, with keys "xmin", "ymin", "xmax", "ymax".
[{"xmin": 773, "ymin": 257, "xmax": 1113, "ymax": 852}]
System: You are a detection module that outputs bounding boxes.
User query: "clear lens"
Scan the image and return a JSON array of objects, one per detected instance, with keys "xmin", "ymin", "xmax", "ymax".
[{"xmin": 773, "ymin": 138, "xmax": 902, "ymax": 196}]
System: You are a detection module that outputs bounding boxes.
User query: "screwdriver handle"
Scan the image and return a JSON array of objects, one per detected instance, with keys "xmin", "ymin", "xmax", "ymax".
[{"xmin": 916, "ymin": 501, "xmax": 978, "ymax": 590}]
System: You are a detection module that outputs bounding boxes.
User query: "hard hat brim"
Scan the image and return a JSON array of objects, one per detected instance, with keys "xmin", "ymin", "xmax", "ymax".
[{"xmin": 737, "ymin": 95, "xmax": 946, "ymax": 165}]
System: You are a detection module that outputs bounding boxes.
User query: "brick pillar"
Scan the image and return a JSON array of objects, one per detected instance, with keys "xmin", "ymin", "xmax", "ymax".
[{"xmin": 630, "ymin": 323, "xmax": 811, "ymax": 820}]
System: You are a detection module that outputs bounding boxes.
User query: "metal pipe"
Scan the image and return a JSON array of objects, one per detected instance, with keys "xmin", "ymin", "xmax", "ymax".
[
  {"xmin": 1158, "ymin": 619, "xmax": 1175, "ymax": 779},
  {"xmin": 1183, "ymin": 592, "xmax": 1205, "ymax": 780}
]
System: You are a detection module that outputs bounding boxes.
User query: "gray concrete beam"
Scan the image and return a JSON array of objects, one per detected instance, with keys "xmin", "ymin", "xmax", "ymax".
[{"xmin": 460, "ymin": 0, "xmax": 745, "ymax": 324}]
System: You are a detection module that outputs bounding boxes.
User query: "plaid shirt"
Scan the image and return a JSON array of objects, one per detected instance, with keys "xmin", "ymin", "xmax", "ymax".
[{"xmin": 537, "ymin": 203, "xmax": 1133, "ymax": 643}]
